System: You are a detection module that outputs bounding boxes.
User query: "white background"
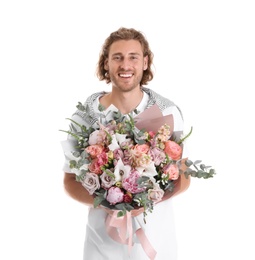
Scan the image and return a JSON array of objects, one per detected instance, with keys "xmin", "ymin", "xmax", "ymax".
[{"xmin": 1, "ymin": 0, "xmax": 255, "ymax": 259}]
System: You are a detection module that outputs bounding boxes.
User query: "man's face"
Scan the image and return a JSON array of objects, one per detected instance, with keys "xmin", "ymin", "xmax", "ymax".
[{"xmin": 104, "ymin": 39, "xmax": 148, "ymax": 92}]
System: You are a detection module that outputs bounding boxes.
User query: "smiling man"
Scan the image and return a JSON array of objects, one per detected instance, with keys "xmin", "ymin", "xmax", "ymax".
[
  {"xmin": 62, "ymin": 27, "xmax": 190, "ymax": 260},
  {"xmin": 100, "ymin": 39, "xmax": 147, "ymax": 114}
]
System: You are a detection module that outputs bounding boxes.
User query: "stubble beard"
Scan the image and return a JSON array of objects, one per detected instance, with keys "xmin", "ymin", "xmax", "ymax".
[{"xmin": 109, "ymin": 72, "xmax": 143, "ymax": 93}]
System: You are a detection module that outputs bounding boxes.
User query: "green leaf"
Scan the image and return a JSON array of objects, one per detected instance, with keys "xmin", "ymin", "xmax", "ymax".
[
  {"xmin": 164, "ymin": 181, "xmax": 175, "ymax": 192},
  {"xmin": 199, "ymin": 164, "xmax": 206, "ymax": 171},
  {"xmin": 76, "ymin": 102, "xmax": 86, "ymax": 111},
  {"xmin": 185, "ymin": 159, "xmax": 193, "ymax": 167},
  {"xmin": 69, "ymin": 160, "xmax": 77, "ymax": 168},
  {"xmin": 193, "ymin": 160, "xmax": 202, "ymax": 165},
  {"xmin": 93, "ymin": 195, "xmax": 105, "ymax": 208},
  {"xmin": 105, "ymin": 169, "xmax": 115, "ymax": 179},
  {"xmin": 98, "ymin": 103, "xmax": 106, "ymax": 112},
  {"xmin": 117, "ymin": 210, "xmax": 125, "ymax": 217}
]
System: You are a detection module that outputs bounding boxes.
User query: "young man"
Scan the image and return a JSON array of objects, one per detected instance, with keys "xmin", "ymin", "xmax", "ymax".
[{"xmin": 62, "ymin": 27, "xmax": 190, "ymax": 260}]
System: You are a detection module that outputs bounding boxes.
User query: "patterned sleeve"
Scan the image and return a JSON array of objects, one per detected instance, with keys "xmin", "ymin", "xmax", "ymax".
[
  {"xmin": 61, "ymin": 113, "xmax": 90, "ymax": 173},
  {"xmin": 61, "ymin": 92, "xmax": 103, "ymax": 173}
]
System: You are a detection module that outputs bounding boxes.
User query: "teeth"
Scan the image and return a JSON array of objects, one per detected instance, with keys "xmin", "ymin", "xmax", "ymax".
[{"xmin": 119, "ymin": 74, "xmax": 132, "ymax": 78}]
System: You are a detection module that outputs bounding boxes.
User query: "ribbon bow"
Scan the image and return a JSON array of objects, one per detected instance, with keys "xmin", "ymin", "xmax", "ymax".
[{"xmin": 105, "ymin": 210, "xmax": 157, "ymax": 260}]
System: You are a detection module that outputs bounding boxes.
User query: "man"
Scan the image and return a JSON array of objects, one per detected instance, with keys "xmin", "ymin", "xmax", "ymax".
[{"xmin": 62, "ymin": 27, "xmax": 190, "ymax": 260}]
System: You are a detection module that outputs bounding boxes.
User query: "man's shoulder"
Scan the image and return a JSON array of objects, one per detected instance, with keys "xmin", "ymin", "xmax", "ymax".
[
  {"xmin": 143, "ymin": 87, "xmax": 183, "ymax": 119},
  {"xmin": 83, "ymin": 91, "xmax": 106, "ymax": 105},
  {"xmin": 143, "ymin": 87, "xmax": 176, "ymax": 109},
  {"xmin": 71, "ymin": 91, "xmax": 106, "ymax": 126}
]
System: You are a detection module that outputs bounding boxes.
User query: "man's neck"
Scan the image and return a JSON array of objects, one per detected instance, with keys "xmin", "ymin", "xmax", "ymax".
[{"xmin": 100, "ymin": 87, "xmax": 144, "ymax": 114}]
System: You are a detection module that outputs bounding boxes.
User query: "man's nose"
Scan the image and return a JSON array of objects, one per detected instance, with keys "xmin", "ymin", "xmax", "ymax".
[{"xmin": 120, "ymin": 58, "xmax": 131, "ymax": 69}]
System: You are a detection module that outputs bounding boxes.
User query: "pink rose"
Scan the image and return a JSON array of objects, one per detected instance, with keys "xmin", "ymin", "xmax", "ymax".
[
  {"xmin": 81, "ymin": 172, "xmax": 100, "ymax": 195},
  {"xmin": 164, "ymin": 140, "xmax": 182, "ymax": 160},
  {"xmin": 164, "ymin": 163, "xmax": 180, "ymax": 180},
  {"xmin": 106, "ymin": 187, "xmax": 124, "ymax": 205}
]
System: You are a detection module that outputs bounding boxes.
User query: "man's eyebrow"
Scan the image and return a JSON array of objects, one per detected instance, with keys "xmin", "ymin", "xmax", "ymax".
[
  {"xmin": 129, "ymin": 52, "xmax": 141, "ymax": 56},
  {"xmin": 111, "ymin": 52, "xmax": 141, "ymax": 56},
  {"xmin": 111, "ymin": 52, "xmax": 122, "ymax": 56}
]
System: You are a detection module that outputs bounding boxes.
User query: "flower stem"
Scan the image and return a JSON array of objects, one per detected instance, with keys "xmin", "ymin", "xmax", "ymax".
[{"xmin": 178, "ymin": 126, "xmax": 193, "ymax": 144}]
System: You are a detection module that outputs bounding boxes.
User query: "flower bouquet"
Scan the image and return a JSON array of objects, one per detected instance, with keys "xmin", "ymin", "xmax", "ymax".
[{"xmin": 60, "ymin": 102, "xmax": 216, "ymax": 222}]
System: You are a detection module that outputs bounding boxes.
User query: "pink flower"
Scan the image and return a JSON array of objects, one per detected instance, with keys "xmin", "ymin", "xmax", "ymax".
[
  {"xmin": 148, "ymin": 131, "xmax": 156, "ymax": 138},
  {"xmin": 164, "ymin": 140, "xmax": 182, "ymax": 160},
  {"xmin": 97, "ymin": 152, "xmax": 108, "ymax": 166},
  {"xmin": 120, "ymin": 139, "xmax": 134, "ymax": 149},
  {"xmin": 133, "ymin": 153, "xmax": 152, "ymax": 168},
  {"xmin": 102, "ymin": 122, "xmax": 117, "ymax": 135},
  {"xmin": 113, "ymin": 148, "xmax": 124, "ymax": 161},
  {"xmin": 81, "ymin": 172, "xmax": 100, "ymax": 195},
  {"xmin": 106, "ymin": 187, "xmax": 124, "ymax": 205},
  {"xmin": 122, "ymin": 149, "xmax": 134, "ymax": 166},
  {"xmin": 88, "ymin": 130, "xmax": 107, "ymax": 145},
  {"xmin": 122, "ymin": 169, "xmax": 146, "ymax": 194},
  {"xmin": 157, "ymin": 124, "xmax": 171, "ymax": 141},
  {"xmin": 88, "ymin": 158, "xmax": 103, "ymax": 175},
  {"xmin": 149, "ymin": 147, "xmax": 166, "ymax": 166},
  {"xmin": 86, "ymin": 144, "xmax": 105, "ymax": 158},
  {"xmin": 133, "ymin": 143, "xmax": 150, "ymax": 155},
  {"xmin": 164, "ymin": 163, "xmax": 180, "ymax": 180}
]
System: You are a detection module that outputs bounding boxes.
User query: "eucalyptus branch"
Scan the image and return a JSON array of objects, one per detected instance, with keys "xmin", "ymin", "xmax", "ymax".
[
  {"xmin": 65, "ymin": 117, "xmax": 83, "ymax": 128},
  {"xmin": 59, "ymin": 129, "xmax": 81, "ymax": 140}
]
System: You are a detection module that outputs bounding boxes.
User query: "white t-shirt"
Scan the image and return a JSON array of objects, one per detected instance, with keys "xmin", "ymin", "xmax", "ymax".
[{"xmin": 61, "ymin": 91, "xmax": 184, "ymax": 260}]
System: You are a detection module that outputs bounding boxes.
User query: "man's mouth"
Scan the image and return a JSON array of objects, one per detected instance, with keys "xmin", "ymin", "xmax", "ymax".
[{"xmin": 119, "ymin": 73, "xmax": 133, "ymax": 78}]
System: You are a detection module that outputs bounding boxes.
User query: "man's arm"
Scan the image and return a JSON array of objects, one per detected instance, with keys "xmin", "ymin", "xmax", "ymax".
[{"xmin": 63, "ymin": 173, "xmax": 94, "ymax": 206}]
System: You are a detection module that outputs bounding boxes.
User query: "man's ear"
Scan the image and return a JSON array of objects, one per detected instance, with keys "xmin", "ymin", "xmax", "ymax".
[
  {"xmin": 143, "ymin": 55, "xmax": 148, "ymax": 70},
  {"xmin": 104, "ymin": 59, "xmax": 109, "ymax": 70}
]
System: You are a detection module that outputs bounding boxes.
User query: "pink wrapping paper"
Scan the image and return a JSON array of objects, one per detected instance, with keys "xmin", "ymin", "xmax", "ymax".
[{"xmin": 134, "ymin": 104, "xmax": 174, "ymax": 135}]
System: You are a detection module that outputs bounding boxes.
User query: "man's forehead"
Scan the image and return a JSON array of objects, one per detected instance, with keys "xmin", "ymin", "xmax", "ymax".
[{"xmin": 109, "ymin": 40, "xmax": 143, "ymax": 54}]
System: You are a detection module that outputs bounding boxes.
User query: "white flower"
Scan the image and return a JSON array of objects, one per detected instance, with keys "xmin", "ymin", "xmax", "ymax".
[
  {"xmin": 108, "ymin": 133, "xmax": 129, "ymax": 151},
  {"xmin": 114, "ymin": 159, "xmax": 131, "ymax": 182},
  {"xmin": 136, "ymin": 161, "xmax": 158, "ymax": 178},
  {"xmin": 108, "ymin": 134, "xmax": 120, "ymax": 151},
  {"xmin": 115, "ymin": 133, "xmax": 128, "ymax": 145}
]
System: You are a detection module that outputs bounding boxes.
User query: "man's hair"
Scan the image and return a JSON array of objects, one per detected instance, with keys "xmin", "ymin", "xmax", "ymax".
[{"xmin": 96, "ymin": 27, "xmax": 154, "ymax": 86}]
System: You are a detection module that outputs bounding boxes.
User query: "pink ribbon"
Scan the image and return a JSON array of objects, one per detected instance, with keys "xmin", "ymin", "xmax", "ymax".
[{"xmin": 105, "ymin": 210, "xmax": 157, "ymax": 260}]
